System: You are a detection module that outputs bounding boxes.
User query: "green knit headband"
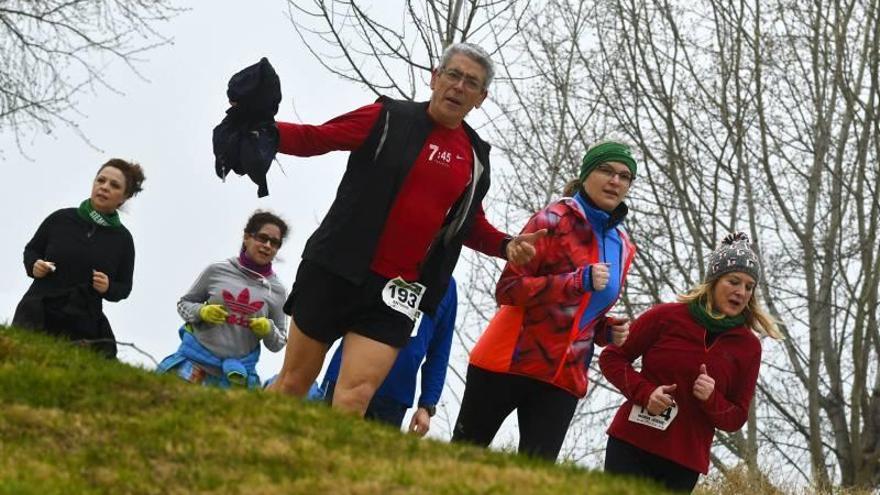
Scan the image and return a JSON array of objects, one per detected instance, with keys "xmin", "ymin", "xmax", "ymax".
[{"xmin": 579, "ymin": 142, "xmax": 638, "ymax": 182}]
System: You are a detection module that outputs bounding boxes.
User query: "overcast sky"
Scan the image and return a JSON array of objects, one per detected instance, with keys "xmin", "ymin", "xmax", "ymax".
[
  {"xmin": 0, "ymin": 2, "xmax": 399, "ymax": 378},
  {"xmin": 0, "ymin": 1, "xmax": 531, "ymax": 446}
]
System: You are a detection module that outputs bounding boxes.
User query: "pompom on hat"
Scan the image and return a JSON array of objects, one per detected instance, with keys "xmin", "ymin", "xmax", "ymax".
[{"xmin": 706, "ymin": 231, "xmax": 761, "ymax": 283}]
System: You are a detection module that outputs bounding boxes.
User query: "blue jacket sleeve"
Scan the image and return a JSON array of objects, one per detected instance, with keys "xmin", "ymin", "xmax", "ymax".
[
  {"xmin": 322, "ymin": 342, "xmax": 344, "ymax": 387},
  {"xmin": 417, "ymin": 280, "xmax": 457, "ymax": 407}
]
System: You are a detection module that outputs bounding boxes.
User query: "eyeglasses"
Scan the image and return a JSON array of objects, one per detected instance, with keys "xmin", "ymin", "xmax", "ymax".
[
  {"xmin": 439, "ymin": 68, "xmax": 484, "ymax": 92},
  {"xmin": 250, "ymin": 232, "xmax": 282, "ymax": 249},
  {"xmin": 594, "ymin": 164, "xmax": 634, "ymax": 185}
]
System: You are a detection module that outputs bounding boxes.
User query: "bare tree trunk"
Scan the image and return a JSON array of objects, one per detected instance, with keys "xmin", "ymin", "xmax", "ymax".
[{"xmin": 285, "ymin": 0, "xmax": 880, "ymax": 488}]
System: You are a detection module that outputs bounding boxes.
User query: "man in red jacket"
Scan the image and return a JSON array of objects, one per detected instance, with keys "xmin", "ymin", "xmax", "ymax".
[{"xmin": 268, "ymin": 42, "xmax": 544, "ymax": 418}]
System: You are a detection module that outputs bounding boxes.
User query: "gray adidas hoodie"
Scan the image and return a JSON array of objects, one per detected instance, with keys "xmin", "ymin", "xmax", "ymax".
[{"xmin": 177, "ymin": 257, "xmax": 287, "ymax": 358}]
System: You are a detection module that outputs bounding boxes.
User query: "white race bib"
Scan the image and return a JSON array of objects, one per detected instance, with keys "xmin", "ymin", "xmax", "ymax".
[
  {"xmin": 628, "ymin": 403, "xmax": 678, "ymax": 431},
  {"xmin": 381, "ymin": 277, "xmax": 425, "ymax": 324}
]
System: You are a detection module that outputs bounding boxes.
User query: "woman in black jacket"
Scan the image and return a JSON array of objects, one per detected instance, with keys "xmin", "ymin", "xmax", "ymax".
[{"xmin": 13, "ymin": 159, "xmax": 145, "ymax": 358}]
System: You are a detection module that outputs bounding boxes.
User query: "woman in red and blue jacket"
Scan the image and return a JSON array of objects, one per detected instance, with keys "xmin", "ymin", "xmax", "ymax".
[
  {"xmin": 451, "ymin": 141, "xmax": 638, "ymax": 461},
  {"xmin": 599, "ymin": 232, "xmax": 783, "ymax": 493}
]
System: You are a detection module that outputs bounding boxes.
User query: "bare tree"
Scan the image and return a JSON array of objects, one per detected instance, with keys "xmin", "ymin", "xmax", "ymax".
[
  {"xmin": 283, "ymin": 0, "xmax": 880, "ymax": 490},
  {"xmin": 0, "ymin": 0, "xmax": 181, "ymax": 145},
  {"xmin": 568, "ymin": 0, "xmax": 880, "ymax": 489},
  {"xmin": 284, "ymin": 0, "xmax": 524, "ymax": 100}
]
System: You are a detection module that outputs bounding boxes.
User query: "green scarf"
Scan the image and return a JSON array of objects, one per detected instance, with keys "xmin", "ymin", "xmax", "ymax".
[
  {"xmin": 77, "ymin": 199, "xmax": 122, "ymax": 228},
  {"xmin": 687, "ymin": 299, "xmax": 746, "ymax": 334}
]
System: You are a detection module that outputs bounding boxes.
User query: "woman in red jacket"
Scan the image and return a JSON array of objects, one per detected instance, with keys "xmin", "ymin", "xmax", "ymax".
[
  {"xmin": 451, "ymin": 141, "xmax": 638, "ymax": 461},
  {"xmin": 600, "ymin": 232, "xmax": 783, "ymax": 492}
]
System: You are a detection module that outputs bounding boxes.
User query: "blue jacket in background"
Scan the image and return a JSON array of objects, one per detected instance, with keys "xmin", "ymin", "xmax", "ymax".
[{"xmin": 321, "ymin": 278, "xmax": 457, "ymax": 408}]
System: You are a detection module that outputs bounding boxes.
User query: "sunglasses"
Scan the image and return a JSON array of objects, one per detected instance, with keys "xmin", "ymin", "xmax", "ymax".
[{"xmin": 250, "ymin": 232, "xmax": 282, "ymax": 249}]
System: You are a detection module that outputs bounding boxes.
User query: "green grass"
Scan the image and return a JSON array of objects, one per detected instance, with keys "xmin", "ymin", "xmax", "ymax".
[{"xmin": 0, "ymin": 326, "xmax": 668, "ymax": 495}]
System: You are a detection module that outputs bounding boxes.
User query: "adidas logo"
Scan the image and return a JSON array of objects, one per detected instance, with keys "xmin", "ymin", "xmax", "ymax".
[{"xmin": 221, "ymin": 288, "xmax": 265, "ymax": 326}]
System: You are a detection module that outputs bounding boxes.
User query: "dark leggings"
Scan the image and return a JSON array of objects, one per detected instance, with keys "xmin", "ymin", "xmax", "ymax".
[
  {"xmin": 451, "ymin": 365, "xmax": 578, "ymax": 461},
  {"xmin": 604, "ymin": 436, "xmax": 700, "ymax": 493}
]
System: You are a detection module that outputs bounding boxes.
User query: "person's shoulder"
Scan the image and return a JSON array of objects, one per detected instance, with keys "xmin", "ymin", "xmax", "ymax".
[
  {"xmin": 116, "ymin": 223, "xmax": 133, "ymax": 238},
  {"xmin": 542, "ymin": 197, "xmax": 584, "ymax": 223},
  {"xmin": 629, "ymin": 303, "xmax": 685, "ymax": 335},
  {"xmin": 190, "ymin": 259, "xmax": 233, "ymax": 283},
  {"xmin": 49, "ymin": 207, "xmax": 78, "ymax": 220},
  {"xmin": 42, "ymin": 208, "xmax": 83, "ymax": 229},
  {"xmin": 118, "ymin": 226, "xmax": 134, "ymax": 249},
  {"xmin": 188, "ymin": 259, "xmax": 228, "ymax": 279},
  {"xmin": 551, "ymin": 197, "xmax": 581, "ymax": 214},
  {"xmin": 738, "ymin": 325, "xmax": 762, "ymax": 347},
  {"xmin": 526, "ymin": 200, "xmax": 569, "ymax": 229},
  {"xmin": 642, "ymin": 302, "xmax": 686, "ymax": 319},
  {"xmin": 352, "ymin": 101, "xmax": 385, "ymax": 114},
  {"xmin": 218, "ymin": 258, "xmax": 244, "ymax": 273},
  {"xmin": 377, "ymin": 96, "xmax": 424, "ymax": 113},
  {"xmin": 266, "ymin": 272, "xmax": 288, "ymax": 294}
]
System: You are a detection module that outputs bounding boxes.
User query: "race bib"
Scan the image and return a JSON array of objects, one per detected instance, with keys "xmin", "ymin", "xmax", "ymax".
[
  {"xmin": 628, "ymin": 403, "xmax": 678, "ymax": 431},
  {"xmin": 381, "ymin": 277, "xmax": 425, "ymax": 324}
]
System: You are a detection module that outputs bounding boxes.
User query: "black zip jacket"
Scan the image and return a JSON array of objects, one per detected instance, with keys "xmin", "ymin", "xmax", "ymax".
[
  {"xmin": 12, "ymin": 208, "xmax": 135, "ymax": 358},
  {"xmin": 301, "ymin": 97, "xmax": 492, "ymax": 312}
]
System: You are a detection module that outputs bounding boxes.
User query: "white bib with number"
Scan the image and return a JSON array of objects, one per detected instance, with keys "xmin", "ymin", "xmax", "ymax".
[
  {"xmin": 628, "ymin": 403, "xmax": 678, "ymax": 431},
  {"xmin": 381, "ymin": 277, "xmax": 425, "ymax": 326}
]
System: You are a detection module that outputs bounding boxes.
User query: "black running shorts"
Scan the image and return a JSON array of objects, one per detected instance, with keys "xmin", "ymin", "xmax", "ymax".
[{"xmin": 283, "ymin": 260, "xmax": 416, "ymax": 348}]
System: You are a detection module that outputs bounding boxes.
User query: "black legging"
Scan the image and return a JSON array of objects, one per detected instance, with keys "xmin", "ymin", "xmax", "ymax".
[
  {"xmin": 451, "ymin": 365, "xmax": 578, "ymax": 461},
  {"xmin": 604, "ymin": 436, "xmax": 700, "ymax": 493}
]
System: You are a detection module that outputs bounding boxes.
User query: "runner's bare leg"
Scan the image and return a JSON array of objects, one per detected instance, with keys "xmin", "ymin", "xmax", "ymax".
[
  {"xmin": 267, "ymin": 319, "xmax": 329, "ymax": 396},
  {"xmin": 332, "ymin": 331, "xmax": 400, "ymax": 416}
]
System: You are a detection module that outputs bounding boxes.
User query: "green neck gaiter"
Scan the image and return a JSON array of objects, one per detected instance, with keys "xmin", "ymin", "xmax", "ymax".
[
  {"xmin": 77, "ymin": 199, "xmax": 122, "ymax": 228},
  {"xmin": 687, "ymin": 299, "xmax": 746, "ymax": 334}
]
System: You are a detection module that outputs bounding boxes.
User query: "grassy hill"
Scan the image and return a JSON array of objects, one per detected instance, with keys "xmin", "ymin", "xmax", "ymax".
[{"xmin": 0, "ymin": 326, "xmax": 668, "ymax": 495}]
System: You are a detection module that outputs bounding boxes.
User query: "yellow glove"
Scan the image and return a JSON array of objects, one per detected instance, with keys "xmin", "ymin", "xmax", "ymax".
[
  {"xmin": 249, "ymin": 317, "xmax": 272, "ymax": 337},
  {"xmin": 199, "ymin": 304, "xmax": 228, "ymax": 325}
]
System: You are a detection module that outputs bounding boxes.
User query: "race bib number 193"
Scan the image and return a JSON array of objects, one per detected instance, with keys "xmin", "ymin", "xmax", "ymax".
[
  {"xmin": 628, "ymin": 403, "xmax": 678, "ymax": 431},
  {"xmin": 382, "ymin": 277, "xmax": 425, "ymax": 326}
]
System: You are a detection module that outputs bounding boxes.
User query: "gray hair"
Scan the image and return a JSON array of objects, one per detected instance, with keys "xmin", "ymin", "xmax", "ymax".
[{"xmin": 438, "ymin": 42, "xmax": 495, "ymax": 89}]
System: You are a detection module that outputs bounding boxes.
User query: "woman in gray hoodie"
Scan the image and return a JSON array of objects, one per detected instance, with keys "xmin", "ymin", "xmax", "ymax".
[{"xmin": 157, "ymin": 210, "xmax": 289, "ymax": 388}]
